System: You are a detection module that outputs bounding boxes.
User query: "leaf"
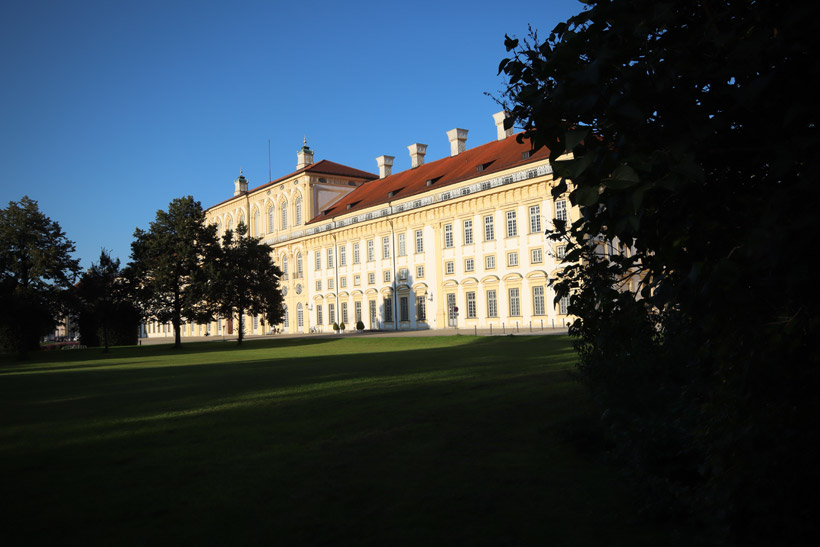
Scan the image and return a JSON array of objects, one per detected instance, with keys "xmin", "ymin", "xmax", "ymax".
[
  {"xmin": 575, "ymin": 184, "xmax": 600, "ymax": 206},
  {"xmin": 565, "ymin": 127, "xmax": 590, "ymax": 152},
  {"xmin": 504, "ymin": 35, "xmax": 519, "ymax": 51},
  {"xmin": 610, "ymin": 164, "xmax": 640, "ymax": 187},
  {"xmin": 552, "ymin": 179, "xmax": 569, "ymax": 198},
  {"xmin": 497, "ymin": 58, "xmax": 510, "ymax": 75},
  {"xmin": 553, "ymin": 152, "xmax": 594, "ymax": 179}
]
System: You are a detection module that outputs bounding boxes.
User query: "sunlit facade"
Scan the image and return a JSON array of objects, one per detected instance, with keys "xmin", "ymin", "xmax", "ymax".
[{"xmin": 142, "ymin": 113, "xmax": 578, "ymax": 338}]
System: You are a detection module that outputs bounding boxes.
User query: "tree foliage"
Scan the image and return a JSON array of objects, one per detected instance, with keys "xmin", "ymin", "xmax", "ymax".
[
  {"xmin": 207, "ymin": 222, "xmax": 284, "ymax": 345},
  {"xmin": 499, "ymin": 1, "xmax": 818, "ymax": 544},
  {"xmin": 76, "ymin": 249, "xmax": 140, "ymax": 351},
  {"xmin": 126, "ymin": 196, "xmax": 218, "ymax": 348},
  {"xmin": 0, "ymin": 196, "xmax": 80, "ymax": 353}
]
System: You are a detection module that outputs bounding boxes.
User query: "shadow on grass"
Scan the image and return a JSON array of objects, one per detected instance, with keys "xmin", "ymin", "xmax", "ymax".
[{"xmin": 0, "ymin": 334, "xmax": 690, "ymax": 546}]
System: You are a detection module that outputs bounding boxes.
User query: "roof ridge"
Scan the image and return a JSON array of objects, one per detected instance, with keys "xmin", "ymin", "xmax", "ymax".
[{"xmin": 307, "ymin": 132, "xmax": 545, "ymax": 223}]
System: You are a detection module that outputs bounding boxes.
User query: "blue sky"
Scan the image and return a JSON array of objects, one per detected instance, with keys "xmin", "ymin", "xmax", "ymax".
[{"xmin": 1, "ymin": 0, "xmax": 583, "ymax": 270}]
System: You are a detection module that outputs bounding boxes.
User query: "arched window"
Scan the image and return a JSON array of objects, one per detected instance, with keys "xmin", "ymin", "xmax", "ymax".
[
  {"xmin": 253, "ymin": 209, "xmax": 260, "ymax": 237},
  {"xmin": 295, "ymin": 195, "xmax": 302, "ymax": 225},
  {"xmin": 238, "ymin": 213, "xmax": 245, "ymax": 229},
  {"xmin": 282, "ymin": 255, "xmax": 288, "ymax": 278},
  {"xmin": 216, "ymin": 221, "xmax": 222, "ymax": 239},
  {"xmin": 283, "ymin": 305, "xmax": 289, "ymax": 328},
  {"xmin": 296, "ymin": 252, "xmax": 303, "ymax": 278},
  {"xmin": 281, "ymin": 200, "xmax": 288, "ymax": 230},
  {"xmin": 297, "ymin": 303, "xmax": 304, "ymax": 328},
  {"xmin": 268, "ymin": 205, "xmax": 275, "ymax": 233},
  {"xmin": 227, "ymin": 217, "xmax": 233, "ymax": 233}
]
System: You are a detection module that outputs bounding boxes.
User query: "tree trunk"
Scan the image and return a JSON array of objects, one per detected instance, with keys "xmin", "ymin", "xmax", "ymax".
[
  {"xmin": 237, "ymin": 309, "xmax": 244, "ymax": 345},
  {"xmin": 173, "ymin": 291, "xmax": 182, "ymax": 348},
  {"xmin": 102, "ymin": 308, "xmax": 110, "ymax": 353},
  {"xmin": 173, "ymin": 318, "xmax": 181, "ymax": 348}
]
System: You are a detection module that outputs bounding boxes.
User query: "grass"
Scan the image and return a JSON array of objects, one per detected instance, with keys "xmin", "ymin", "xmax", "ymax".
[{"xmin": 1, "ymin": 336, "xmax": 685, "ymax": 546}]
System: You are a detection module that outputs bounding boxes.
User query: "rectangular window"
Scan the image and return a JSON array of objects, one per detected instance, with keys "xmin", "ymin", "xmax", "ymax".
[
  {"xmin": 355, "ymin": 301, "xmax": 362, "ymax": 323},
  {"xmin": 341, "ymin": 302, "xmax": 348, "ymax": 324},
  {"xmin": 465, "ymin": 258, "xmax": 474, "ymax": 272},
  {"xmin": 399, "ymin": 268, "xmax": 408, "ymax": 281},
  {"xmin": 339, "ymin": 246, "xmax": 347, "ymax": 266},
  {"xmin": 416, "ymin": 265, "xmax": 424, "ymax": 278},
  {"xmin": 354, "ymin": 274, "xmax": 361, "ymax": 286},
  {"xmin": 506, "ymin": 210, "xmax": 517, "ymax": 238},
  {"xmin": 533, "ymin": 286, "xmax": 545, "ymax": 316},
  {"xmin": 369, "ymin": 300, "xmax": 377, "ymax": 326},
  {"xmin": 327, "ymin": 248, "xmax": 334, "ymax": 268},
  {"xmin": 315, "ymin": 250, "xmax": 321, "ymax": 270},
  {"xmin": 555, "ymin": 199, "xmax": 567, "ymax": 223},
  {"xmin": 466, "ymin": 292, "xmax": 476, "ymax": 318},
  {"xmin": 485, "ymin": 255, "xmax": 496, "ymax": 270},
  {"xmin": 415, "ymin": 229, "xmax": 423, "ymax": 253},
  {"xmin": 417, "ymin": 295, "xmax": 427, "ymax": 321},
  {"xmin": 487, "ymin": 290, "xmax": 498, "ymax": 317},
  {"xmin": 316, "ymin": 280, "xmax": 322, "ymax": 291},
  {"xmin": 556, "ymin": 245, "xmax": 567, "ymax": 259},
  {"xmin": 464, "ymin": 219, "xmax": 473, "ymax": 245},
  {"xmin": 444, "ymin": 224, "xmax": 454, "ymax": 248},
  {"xmin": 560, "ymin": 295, "xmax": 570, "ymax": 315},
  {"xmin": 509, "ymin": 288, "xmax": 521, "ymax": 316},
  {"xmin": 445, "ymin": 261, "xmax": 454, "ymax": 275},
  {"xmin": 400, "ymin": 296, "xmax": 409, "ymax": 322},
  {"xmin": 384, "ymin": 270, "xmax": 391, "ymax": 282},
  {"xmin": 508, "ymin": 252, "xmax": 519, "ymax": 267},
  {"xmin": 531, "ymin": 248, "xmax": 543, "ymax": 264},
  {"xmin": 384, "ymin": 298, "xmax": 393, "ymax": 322},
  {"xmin": 382, "ymin": 236, "xmax": 390, "ymax": 259},
  {"xmin": 529, "ymin": 205, "xmax": 541, "ymax": 233},
  {"xmin": 484, "ymin": 215, "xmax": 495, "ymax": 241},
  {"xmin": 329, "ymin": 303, "xmax": 336, "ymax": 324},
  {"xmin": 368, "ymin": 272, "xmax": 375, "ymax": 284},
  {"xmin": 398, "ymin": 233, "xmax": 406, "ymax": 256},
  {"xmin": 353, "ymin": 242, "xmax": 360, "ymax": 264},
  {"xmin": 367, "ymin": 239, "xmax": 375, "ymax": 261},
  {"xmin": 340, "ymin": 277, "xmax": 347, "ymax": 288},
  {"xmin": 317, "ymin": 305, "xmax": 323, "ymax": 325},
  {"xmin": 328, "ymin": 278, "xmax": 334, "ymax": 290}
]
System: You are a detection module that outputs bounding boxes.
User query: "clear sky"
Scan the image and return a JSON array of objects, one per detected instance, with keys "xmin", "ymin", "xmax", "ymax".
[{"xmin": 1, "ymin": 0, "xmax": 583, "ymax": 271}]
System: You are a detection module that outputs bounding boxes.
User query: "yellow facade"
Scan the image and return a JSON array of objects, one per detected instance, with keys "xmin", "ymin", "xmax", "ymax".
[{"xmin": 142, "ymin": 113, "xmax": 576, "ymax": 339}]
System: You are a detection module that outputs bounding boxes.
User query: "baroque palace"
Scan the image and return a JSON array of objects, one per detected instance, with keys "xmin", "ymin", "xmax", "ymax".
[{"xmin": 143, "ymin": 112, "xmax": 576, "ymax": 338}]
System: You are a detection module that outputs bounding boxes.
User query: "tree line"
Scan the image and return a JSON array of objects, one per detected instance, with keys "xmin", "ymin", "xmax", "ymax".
[{"xmin": 1, "ymin": 195, "xmax": 283, "ymax": 355}]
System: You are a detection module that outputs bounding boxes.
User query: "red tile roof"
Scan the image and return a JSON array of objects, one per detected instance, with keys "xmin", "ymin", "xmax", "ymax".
[
  {"xmin": 306, "ymin": 134, "xmax": 548, "ymax": 224},
  {"xmin": 207, "ymin": 160, "xmax": 378, "ymax": 211}
]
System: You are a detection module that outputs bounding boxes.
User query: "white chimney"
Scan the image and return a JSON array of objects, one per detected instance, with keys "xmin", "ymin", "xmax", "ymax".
[
  {"xmin": 376, "ymin": 155, "xmax": 394, "ymax": 179},
  {"xmin": 493, "ymin": 111, "xmax": 513, "ymax": 141},
  {"xmin": 446, "ymin": 128, "xmax": 468, "ymax": 156},
  {"xmin": 234, "ymin": 169, "xmax": 248, "ymax": 196},
  {"xmin": 296, "ymin": 138, "xmax": 314, "ymax": 170},
  {"xmin": 407, "ymin": 143, "xmax": 428, "ymax": 168}
]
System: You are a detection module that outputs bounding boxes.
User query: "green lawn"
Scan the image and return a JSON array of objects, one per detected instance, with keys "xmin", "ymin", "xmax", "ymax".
[{"xmin": 1, "ymin": 336, "xmax": 683, "ymax": 546}]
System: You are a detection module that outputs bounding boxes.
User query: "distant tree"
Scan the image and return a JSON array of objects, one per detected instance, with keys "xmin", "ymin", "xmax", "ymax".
[
  {"xmin": 208, "ymin": 222, "xmax": 283, "ymax": 345},
  {"xmin": 0, "ymin": 196, "xmax": 80, "ymax": 354},
  {"xmin": 76, "ymin": 249, "xmax": 140, "ymax": 351},
  {"xmin": 126, "ymin": 196, "xmax": 218, "ymax": 348},
  {"xmin": 499, "ymin": 1, "xmax": 818, "ymax": 544}
]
